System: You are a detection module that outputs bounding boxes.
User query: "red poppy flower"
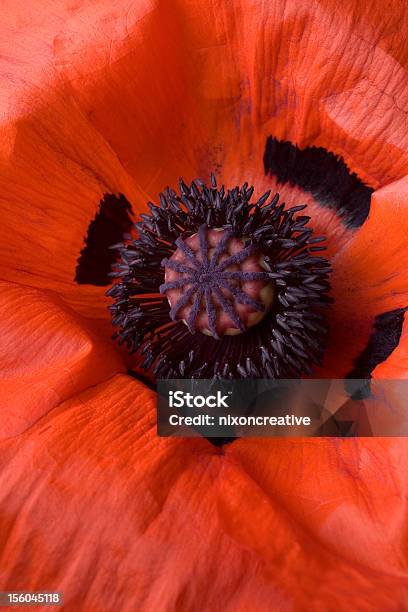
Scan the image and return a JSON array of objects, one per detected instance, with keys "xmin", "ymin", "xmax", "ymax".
[{"xmin": 1, "ymin": 0, "xmax": 408, "ymax": 609}]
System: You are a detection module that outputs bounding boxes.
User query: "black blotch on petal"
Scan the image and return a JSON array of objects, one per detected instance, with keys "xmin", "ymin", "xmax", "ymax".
[
  {"xmin": 346, "ymin": 307, "xmax": 407, "ymax": 398},
  {"xmin": 263, "ymin": 137, "xmax": 374, "ymax": 228},
  {"xmin": 75, "ymin": 193, "xmax": 133, "ymax": 286}
]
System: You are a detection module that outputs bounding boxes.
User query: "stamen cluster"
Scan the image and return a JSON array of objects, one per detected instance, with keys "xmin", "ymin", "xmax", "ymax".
[{"xmin": 108, "ymin": 176, "xmax": 332, "ymax": 379}]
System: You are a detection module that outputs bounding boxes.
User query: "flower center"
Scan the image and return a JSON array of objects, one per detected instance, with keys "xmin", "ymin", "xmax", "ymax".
[
  {"xmin": 108, "ymin": 176, "xmax": 332, "ymax": 379},
  {"xmin": 160, "ymin": 226, "xmax": 275, "ymax": 338}
]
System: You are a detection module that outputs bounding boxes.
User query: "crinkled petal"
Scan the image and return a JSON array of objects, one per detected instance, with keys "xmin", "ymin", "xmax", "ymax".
[
  {"xmin": 0, "ymin": 281, "xmax": 125, "ymax": 439},
  {"xmin": 312, "ymin": 175, "xmax": 408, "ymax": 376},
  {"xmin": 1, "ymin": 0, "xmax": 408, "ymax": 323},
  {"xmin": 333, "ymin": 176, "xmax": 408, "ymax": 314},
  {"xmin": 226, "ymin": 436, "xmax": 408, "ymax": 608},
  {"xmin": 1, "ymin": 376, "xmax": 408, "ymax": 609}
]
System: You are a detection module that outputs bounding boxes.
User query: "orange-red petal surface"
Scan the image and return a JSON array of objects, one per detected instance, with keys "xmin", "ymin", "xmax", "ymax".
[
  {"xmin": 314, "ymin": 176, "xmax": 408, "ymax": 376},
  {"xmin": 226, "ymin": 436, "xmax": 408, "ymax": 608},
  {"xmin": 1, "ymin": 0, "xmax": 408, "ymax": 324},
  {"xmin": 1, "ymin": 1, "xmax": 408, "ymax": 609},
  {"xmin": 333, "ymin": 176, "xmax": 408, "ymax": 317},
  {"xmin": 0, "ymin": 375, "xmax": 408, "ymax": 609},
  {"xmin": 0, "ymin": 281, "xmax": 124, "ymax": 439}
]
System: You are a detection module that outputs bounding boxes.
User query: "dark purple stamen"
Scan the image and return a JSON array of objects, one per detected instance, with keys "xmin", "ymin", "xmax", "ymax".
[{"xmin": 107, "ymin": 175, "xmax": 332, "ymax": 379}]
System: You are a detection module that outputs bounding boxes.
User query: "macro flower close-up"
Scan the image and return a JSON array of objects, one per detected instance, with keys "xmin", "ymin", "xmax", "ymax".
[{"xmin": 1, "ymin": 0, "xmax": 408, "ymax": 610}]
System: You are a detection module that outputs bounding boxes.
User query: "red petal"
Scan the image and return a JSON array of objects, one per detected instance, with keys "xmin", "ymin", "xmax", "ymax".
[{"xmin": 0, "ymin": 282, "xmax": 124, "ymax": 439}]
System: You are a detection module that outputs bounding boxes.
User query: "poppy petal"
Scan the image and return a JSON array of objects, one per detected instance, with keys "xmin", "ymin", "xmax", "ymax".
[
  {"xmin": 1, "ymin": 378, "xmax": 407, "ymax": 608},
  {"xmin": 0, "ymin": 281, "xmax": 125, "ymax": 439},
  {"xmin": 0, "ymin": 376, "xmax": 276, "ymax": 608},
  {"xmin": 0, "ymin": 0, "xmax": 146, "ymax": 321},
  {"xmin": 2, "ymin": 0, "xmax": 408, "ymax": 324},
  {"xmin": 332, "ymin": 175, "xmax": 408, "ymax": 315},
  {"xmin": 226, "ymin": 436, "xmax": 408, "ymax": 608},
  {"xmin": 0, "ymin": 88, "xmax": 141, "ymax": 321},
  {"xmin": 312, "ymin": 175, "xmax": 408, "ymax": 376},
  {"xmin": 174, "ymin": 0, "xmax": 408, "ymax": 188}
]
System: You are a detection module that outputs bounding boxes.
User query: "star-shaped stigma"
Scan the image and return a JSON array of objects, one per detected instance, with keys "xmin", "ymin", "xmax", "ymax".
[{"xmin": 159, "ymin": 224, "xmax": 275, "ymax": 339}]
